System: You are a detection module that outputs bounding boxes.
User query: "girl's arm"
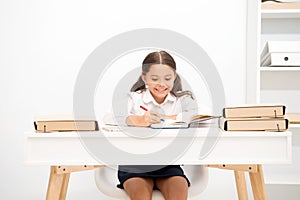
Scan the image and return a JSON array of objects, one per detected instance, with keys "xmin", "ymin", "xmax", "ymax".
[{"xmin": 126, "ymin": 115, "xmax": 150, "ymax": 127}]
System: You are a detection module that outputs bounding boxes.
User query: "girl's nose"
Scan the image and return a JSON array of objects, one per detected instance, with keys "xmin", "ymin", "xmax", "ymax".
[{"xmin": 158, "ymin": 80, "xmax": 167, "ymax": 87}]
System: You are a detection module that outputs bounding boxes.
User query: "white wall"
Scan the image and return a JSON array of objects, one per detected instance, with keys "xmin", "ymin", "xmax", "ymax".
[{"xmin": 0, "ymin": 0, "xmax": 251, "ymax": 199}]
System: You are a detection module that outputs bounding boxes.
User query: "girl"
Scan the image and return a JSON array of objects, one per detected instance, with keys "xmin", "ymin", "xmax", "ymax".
[{"xmin": 118, "ymin": 51, "xmax": 195, "ymax": 200}]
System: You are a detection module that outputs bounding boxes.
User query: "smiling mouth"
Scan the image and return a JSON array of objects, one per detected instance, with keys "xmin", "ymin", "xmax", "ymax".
[{"xmin": 155, "ymin": 88, "xmax": 168, "ymax": 93}]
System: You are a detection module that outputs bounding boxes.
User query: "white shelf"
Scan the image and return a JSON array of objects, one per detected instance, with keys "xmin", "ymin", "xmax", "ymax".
[
  {"xmin": 266, "ymin": 179, "xmax": 300, "ymax": 185},
  {"xmin": 260, "ymin": 3, "xmax": 300, "ymax": 190},
  {"xmin": 290, "ymin": 124, "xmax": 300, "ymax": 128},
  {"xmin": 262, "ymin": 9, "xmax": 300, "ymax": 19},
  {"xmin": 260, "ymin": 67, "xmax": 300, "ymax": 72},
  {"xmin": 265, "ymin": 173, "xmax": 300, "ymax": 185}
]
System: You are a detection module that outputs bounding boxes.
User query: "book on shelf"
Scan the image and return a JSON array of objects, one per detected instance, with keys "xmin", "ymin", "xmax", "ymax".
[
  {"xmin": 261, "ymin": 52, "xmax": 300, "ymax": 66},
  {"xmin": 34, "ymin": 115, "xmax": 99, "ymax": 132},
  {"xmin": 219, "ymin": 117, "xmax": 289, "ymax": 131},
  {"xmin": 223, "ymin": 105, "xmax": 286, "ymax": 118},
  {"xmin": 260, "ymin": 41, "xmax": 300, "ymax": 65},
  {"xmin": 262, "ymin": 1, "xmax": 300, "ymax": 10},
  {"xmin": 286, "ymin": 113, "xmax": 300, "ymax": 124},
  {"xmin": 150, "ymin": 115, "xmax": 221, "ymax": 129}
]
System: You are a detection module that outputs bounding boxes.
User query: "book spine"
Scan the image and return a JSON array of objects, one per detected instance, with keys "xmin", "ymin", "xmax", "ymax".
[
  {"xmin": 222, "ymin": 108, "xmax": 226, "ymax": 118},
  {"xmin": 285, "ymin": 119, "xmax": 289, "ymax": 130},
  {"xmin": 95, "ymin": 121, "xmax": 99, "ymax": 131},
  {"xmin": 224, "ymin": 121, "xmax": 228, "ymax": 131}
]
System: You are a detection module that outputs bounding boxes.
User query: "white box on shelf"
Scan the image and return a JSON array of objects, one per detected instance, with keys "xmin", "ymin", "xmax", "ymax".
[
  {"xmin": 261, "ymin": 41, "xmax": 300, "ymax": 63},
  {"xmin": 261, "ymin": 52, "xmax": 300, "ymax": 66}
]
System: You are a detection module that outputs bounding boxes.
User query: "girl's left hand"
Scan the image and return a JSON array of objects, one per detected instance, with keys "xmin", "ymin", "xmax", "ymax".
[{"xmin": 144, "ymin": 110, "xmax": 162, "ymax": 124}]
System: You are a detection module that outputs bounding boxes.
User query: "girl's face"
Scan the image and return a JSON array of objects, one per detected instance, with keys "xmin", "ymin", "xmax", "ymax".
[{"xmin": 142, "ymin": 64, "xmax": 176, "ymax": 104}]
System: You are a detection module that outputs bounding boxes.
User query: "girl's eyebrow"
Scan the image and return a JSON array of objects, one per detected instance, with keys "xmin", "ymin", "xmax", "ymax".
[{"xmin": 150, "ymin": 74, "xmax": 173, "ymax": 77}]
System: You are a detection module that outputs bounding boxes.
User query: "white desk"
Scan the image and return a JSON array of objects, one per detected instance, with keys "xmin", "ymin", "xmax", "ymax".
[{"xmin": 24, "ymin": 128, "xmax": 292, "ymax": 200}]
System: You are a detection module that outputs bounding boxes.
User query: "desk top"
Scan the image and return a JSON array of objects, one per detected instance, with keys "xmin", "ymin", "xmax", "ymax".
[{"xmin": 24, "ymin": 128, "xmax": 292, "ymax": 165}]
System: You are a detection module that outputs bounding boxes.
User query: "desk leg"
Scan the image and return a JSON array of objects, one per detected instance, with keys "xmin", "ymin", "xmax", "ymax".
[
  {"xmin": 249, "ymin": 165, "xmax": 268, "ymax": 200},
  {"xmin": 46, "ymin": 166, "xmax": 70, "ymax": 200},
  {"xmin": 234, "ymin": 171, "xmax": 248, "ymax": 200}
]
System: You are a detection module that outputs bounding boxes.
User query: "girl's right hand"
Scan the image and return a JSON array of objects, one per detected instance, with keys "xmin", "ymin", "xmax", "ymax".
[{"xmin": 144, "ymin": 110, "xmax": 162, "ymax": 124}]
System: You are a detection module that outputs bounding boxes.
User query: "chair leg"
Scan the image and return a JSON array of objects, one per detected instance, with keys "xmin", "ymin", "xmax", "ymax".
[
  {"xmin": 234, "ymin": 171, "xmax": 248, "ymax": 200},
  {"xmin": 249, "ymin": 165, "xmax": 268, "ymax": 200},
  {"xmin": 46, "ymin": 166, "xmax": 70, "ymax": 200}
]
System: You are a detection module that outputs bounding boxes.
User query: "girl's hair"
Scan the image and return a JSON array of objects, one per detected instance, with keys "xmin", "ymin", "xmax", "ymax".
[{"xmin": 130, "ymin": 50, "xmax": 193, "ymax": 99}]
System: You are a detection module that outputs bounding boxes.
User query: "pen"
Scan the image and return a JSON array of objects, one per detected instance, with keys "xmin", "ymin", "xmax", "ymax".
[{"xmin": 140, "ymin": 105, "xmax": 148, "ymax": 111}]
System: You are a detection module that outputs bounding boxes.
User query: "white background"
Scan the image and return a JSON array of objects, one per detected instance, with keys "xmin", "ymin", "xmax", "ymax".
[{"xmin": 0, "ymin": 0, "xmax": 250, "ymax": 199}]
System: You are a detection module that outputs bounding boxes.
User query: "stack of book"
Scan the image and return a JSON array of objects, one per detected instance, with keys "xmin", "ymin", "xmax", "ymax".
[
  {"xmin": 219, "ymin": 105, "xmax": 289, "ymax": 131},
  {"xmin": 261, "ymin": 41, "xmax": 300, "ymax": 67},
  {"xmin": 34, "ymin": 115, "xmax": 99, "ymax": 133}
]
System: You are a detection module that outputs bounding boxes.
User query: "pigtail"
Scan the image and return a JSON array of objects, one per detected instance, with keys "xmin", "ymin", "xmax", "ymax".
[
  {"xmin": 130, "ymin": 75, "xmax": 146, "ymax": 92},
  {"xmin": 171, "ymin": 74, "xmax": 182, "ymax": 93},
  {"xmin": 172, "ymin": 74, "xmax": 194, "ymax": 99}
]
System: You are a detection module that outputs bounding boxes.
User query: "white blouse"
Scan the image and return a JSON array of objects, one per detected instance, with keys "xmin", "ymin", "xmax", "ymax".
[{"xmin": 128, "ymin": 89, "xmax": 197, "ymax": 121}]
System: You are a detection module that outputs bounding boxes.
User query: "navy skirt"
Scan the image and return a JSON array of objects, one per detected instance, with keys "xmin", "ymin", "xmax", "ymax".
[{"xmin": 117, "ymin": 165, "xmax": 190, "ymax": 189}]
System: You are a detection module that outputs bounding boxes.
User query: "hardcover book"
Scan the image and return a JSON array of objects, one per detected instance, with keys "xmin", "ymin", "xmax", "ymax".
[
  {"xmin": 34, "ymin": 115, "xmax": 98, "ymax": 132},
  {"xmin": 223, "ymin": 105, "xmax": 286, "ymax": 118},
  {"xmin": 219, "ymin": 117, "xmax": 289, "ymax": 131}
]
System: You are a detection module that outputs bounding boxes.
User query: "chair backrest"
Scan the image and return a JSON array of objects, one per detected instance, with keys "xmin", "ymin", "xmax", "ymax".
[{"xmin": 94, "ymin": 165, "xmax": 208, "ymax": 199}]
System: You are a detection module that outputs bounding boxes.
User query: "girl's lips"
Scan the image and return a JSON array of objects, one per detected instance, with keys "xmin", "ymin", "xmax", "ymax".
[{"xmin": 155, "ymin": 88, "xmax": 168, "ymax": 93}]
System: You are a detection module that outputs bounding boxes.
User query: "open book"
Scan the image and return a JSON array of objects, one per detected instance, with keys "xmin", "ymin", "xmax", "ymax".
[{"xmin": 150, "ymin": 115, "xmax": 221, "ymax": 129}]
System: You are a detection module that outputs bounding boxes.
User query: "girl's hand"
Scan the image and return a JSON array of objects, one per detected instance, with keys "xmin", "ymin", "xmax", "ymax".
[{"xmin": 144, "ymin": 110, "xmax": 162, "ymax": 124}]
